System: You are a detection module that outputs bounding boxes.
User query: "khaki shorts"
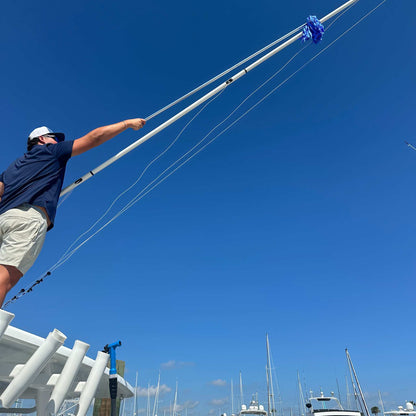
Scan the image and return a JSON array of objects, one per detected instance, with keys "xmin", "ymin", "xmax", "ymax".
[{"xmin": 0, "ymin": 204, "xmax": 48, "ymax": 275}]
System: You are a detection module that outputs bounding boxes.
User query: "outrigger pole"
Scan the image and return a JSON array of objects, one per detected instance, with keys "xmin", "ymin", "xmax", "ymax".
[{"xmin": 60, "ymin": 0, "xmax": 359, "ymax": 197}]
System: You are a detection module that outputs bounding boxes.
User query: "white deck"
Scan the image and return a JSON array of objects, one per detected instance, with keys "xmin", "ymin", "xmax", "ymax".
[{"xmin": 0, "ymin": 325, "xmax": 133, "ymax": 401}]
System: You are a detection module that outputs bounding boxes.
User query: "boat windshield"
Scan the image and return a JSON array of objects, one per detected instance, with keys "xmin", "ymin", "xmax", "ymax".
[{"xmin": 309, "ymin": 398, "xmax": 343, "ymax": 411}]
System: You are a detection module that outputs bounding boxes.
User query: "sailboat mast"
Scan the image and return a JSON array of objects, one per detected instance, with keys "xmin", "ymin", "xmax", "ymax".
[
  {"xmin": 173, "ymin": 381, "xmax": 178, "ymax": 416},
  {"xmin": 147, "ymin": 382, "xmax": 151, "ymax": 416},
  {"xmin": 231, "ymin": 378, "xmax": 234, "ymax": 415},
  {"xmin": 336, "ymin": 379, "xmax": 342, "ymax": 407},
  {"xmin": 345, "ymin": 375, "xmax": 351, "ymax": 410},
  {"xmin": 297, "ymin": 371, "xmax": 305, "ymax": 416},
  {"xmin": 153, "ymin": 372, "xmax": 161, "ymax": 416},
  {"xmin": 345, "ymin": 349, "xmax": 370, "ymax": 416},
  {"xmin": 240, "ymin": 371, "xmax": 244, "ymax": 408},
  {"xmin": 266, "ymin": 334, "xmax": 272, "ymax": 416},
  {"xmin": 134, "ymin": 372, "xmax": 138, "ymax": 416},
  {"xmin": 378, "ymin": 391, "xmax": 385, "ymax": 416}
]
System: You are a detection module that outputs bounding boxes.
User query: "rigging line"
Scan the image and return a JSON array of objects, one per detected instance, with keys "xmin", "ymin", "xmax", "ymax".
[
  {"xmin": 48, "ymin": 2, "xmax": 352, "ymax": 268},
  {"xmin": 14, "ymin": 36, "xmax": 314, "ymax": 293},
  {"xmin": 6, "ymin": 91, "xmax": 226, "ymax": 303},
  {"xmin": 405, "ymin": 141, "xmax": 416, "ymax": 152},
  {"xmin": 49, "ymin": 44, "xmax": 334, "ymax": 267},
  {"xmin": 106, "ymin": 0, "xmax": 388, "ymax": 222},
  {"xmin": 4, "ymin": 0, "xmax": 382, "ymax": 307},
  {"xmin": 37, "ymin": 51, "xmax": 311, "ymax": 272},
  {"xmin": 144, "ymin": 22, "xmax": 306, "ymax": 121},
  {"xmin": 44, "ymin": 42, "xmax": 314, "ymax": 272},
  {"xmin": 56, "ymin": 189, "xmax": 73, "ymax": 208},
  {"xmin": 60, "ymin": 0, "xmax": 361, "ymax": 198},
  {"xmin": 57, "ymin": 90, "xmax": 225, "ymax": 264}
]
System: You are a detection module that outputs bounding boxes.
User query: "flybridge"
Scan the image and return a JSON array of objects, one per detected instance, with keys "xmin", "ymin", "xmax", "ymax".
[{"xmin": 0, "ymin": 310, "xmax": 133, "ymax": 416}]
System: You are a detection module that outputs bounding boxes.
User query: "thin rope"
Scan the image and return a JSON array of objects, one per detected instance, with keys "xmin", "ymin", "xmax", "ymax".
[
  {"xmin": 57, "ymin": 91, "xmax": 225, "ymax": 264},
  {"xmin": 57, "ymin": 189, "xmax": 73, "ymax": 208},
  {"xmin": 4, "ymin": 91, "xmax": 226, "ymax": 307},
  {"xmin": 4, "ymin": 41, "xmax": 308, "ymax": 307},
  {"xmin": 82, "ymin": 0, "xmax": 385, "ymax": 236},
  {"xmin": 4, "ymin": 0, "xmax": 385, "ymax": 308},
  {"xmin": 56, "ymin": 1, "xmax": 350, "ymax": 227},
  {"xmin": 32, "ymin": 43, "xmax": 314, "ymax": 274},
  {"xmin": 405, "ymin": 141, "xmax": 416, "ymax": 152},
  {"xmin": 144, "ymin": 22, "xmax": 306, "ymax": 121}
]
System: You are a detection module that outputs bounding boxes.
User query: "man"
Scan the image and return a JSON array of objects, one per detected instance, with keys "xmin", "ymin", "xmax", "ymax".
[{"xmin": 0, "ymin": 118, "xmax": 146, "ymax": 307}]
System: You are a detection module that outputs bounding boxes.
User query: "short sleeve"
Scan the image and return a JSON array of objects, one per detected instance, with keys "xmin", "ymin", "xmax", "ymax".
[
  {"xmin": 50, "ymin": 141, "xmax": 74, "ymax": 164},
  {"xmin": 0, "ymin": 172, "xmax": 4, "ymax": 182}
]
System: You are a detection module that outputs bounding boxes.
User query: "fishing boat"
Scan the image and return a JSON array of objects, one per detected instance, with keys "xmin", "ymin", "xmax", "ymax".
[
  {"xmin": 305, "ymin": 392, "xmax": 362, "ymax": 416},
  {"xmin": 0, "ymin": 309, "xmax": 134, "ymax": 416}
]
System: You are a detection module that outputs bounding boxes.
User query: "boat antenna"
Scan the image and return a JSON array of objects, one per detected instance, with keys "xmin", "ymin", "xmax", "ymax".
[{"xmin": 345, "ymin": 349, "xmax": 370, "ymax": 416}]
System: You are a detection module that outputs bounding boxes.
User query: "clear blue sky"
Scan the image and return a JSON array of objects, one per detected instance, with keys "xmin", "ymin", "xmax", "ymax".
[{"xmin": 1, "ymin": 0, "xmax": 415, "ymax": 415}]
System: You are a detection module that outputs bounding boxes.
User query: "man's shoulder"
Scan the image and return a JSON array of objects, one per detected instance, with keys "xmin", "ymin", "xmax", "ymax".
[{"xmin": 47, "ymin": 141, "xmax": 74, "ymax": 160}]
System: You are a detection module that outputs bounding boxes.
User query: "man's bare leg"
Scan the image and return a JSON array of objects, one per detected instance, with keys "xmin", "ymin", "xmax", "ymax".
[{"xmin": 0, "ymin": 265, "xmax": 23, "ymax": 308}]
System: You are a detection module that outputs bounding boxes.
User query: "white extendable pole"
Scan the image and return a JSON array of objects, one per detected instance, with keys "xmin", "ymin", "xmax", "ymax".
[{"xmin": 61, "ymin": 0, "xmax": 358, "ymax": 197}]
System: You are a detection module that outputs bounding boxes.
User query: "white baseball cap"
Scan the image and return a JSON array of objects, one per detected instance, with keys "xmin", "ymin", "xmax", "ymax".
[{"xmin": 28, "ymin": 126, "xmax": 65, "ymax": 141}]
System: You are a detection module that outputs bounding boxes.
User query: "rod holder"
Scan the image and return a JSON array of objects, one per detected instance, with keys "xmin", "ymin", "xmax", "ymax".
[
  {"xmin": 49, "ymin": 340, "xmax": 90, "ymax": 414},
  {"xmin": 0, "ymin": 329, "xmax": 66, "ymax": 408},
  {"xmin": 76, "ymin": 351, "xmax": 109, "ymax": 416},
  {"xmin": 0, "ymin": 309, "xmax": 14, "ymax": 339}
]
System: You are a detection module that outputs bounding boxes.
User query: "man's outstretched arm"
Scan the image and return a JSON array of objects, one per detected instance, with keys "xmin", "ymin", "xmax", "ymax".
[{"xmin": 72, "ymin": 118, "xmax": 146, "ymax": 157}]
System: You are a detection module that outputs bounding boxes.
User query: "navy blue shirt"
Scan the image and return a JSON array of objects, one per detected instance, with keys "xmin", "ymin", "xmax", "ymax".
[{"xmin": 0, "ymin": 141, "xmax": 74, "ymax": 230}]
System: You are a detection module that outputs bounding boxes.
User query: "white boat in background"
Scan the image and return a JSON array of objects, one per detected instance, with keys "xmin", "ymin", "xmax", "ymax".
[
  {"xmin": 239, "ymin": 395, "xmax": 268, "ymax": 416},
  {"xmin": 305, "ymin": 392, "xmax": 362, "ymax": 416},
  {"xmin": 385, "ymin": 402, "xmax": 416, "ymax": 416},
  {"xmin": 0, "ymin": 309, "xmax": 133, "ymax": 416}
]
